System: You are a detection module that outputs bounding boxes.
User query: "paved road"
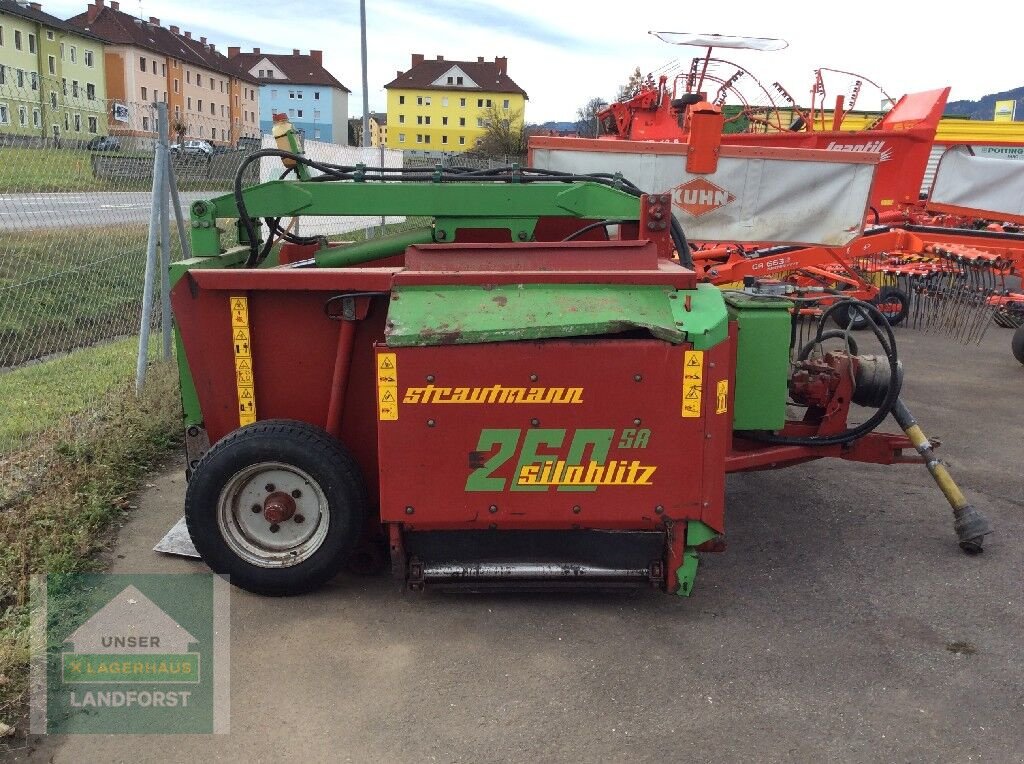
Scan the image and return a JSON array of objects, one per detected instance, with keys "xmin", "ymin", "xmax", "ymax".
[
  {"xmin": 12, "ymin": 328, "xmax": 1024, "ymax": 762},
  {"xmin": 0, "ymin": 192, "xmax": 218, "ymax": 230}
]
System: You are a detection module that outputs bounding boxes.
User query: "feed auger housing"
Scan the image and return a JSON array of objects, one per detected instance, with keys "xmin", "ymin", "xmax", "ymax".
[{"xmin": 169, "ymin": 132, "xmax": 990, "ymax": 596}]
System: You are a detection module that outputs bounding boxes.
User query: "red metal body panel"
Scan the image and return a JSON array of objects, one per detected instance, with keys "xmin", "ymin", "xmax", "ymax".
[{"xmin": 375, "ymin": 339, "xmax": 732, "ymax": 533}]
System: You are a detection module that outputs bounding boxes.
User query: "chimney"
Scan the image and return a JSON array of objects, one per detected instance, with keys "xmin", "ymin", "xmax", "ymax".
[
  {"xmin": 184, "ymin": 31, "xmax": 191, "ymax": 39},
  {"xmin": 86, "ymin": 0, "xmax": 104, "ymax": 24},
  {"xmin": 411, "ymin": 53, "xmax": 424, "ymax": 67},
  {"xmin": 29, "ymin": 2, "xmax": 42, "ymax": 10},
  {"xmin": 228, "ymin": 46, "xmax": 240, "ymax": 58},
  {"xmin": 253, "ymin": 47, "xmax": 260, "ymax": 55},
  {"xmin": 110, "ymin": 0, "xmax": 118, "ymax": 7},
  {"xmin": 170, "ymin": 25, "xmax": 179, "ymax": 34},
  {"xmin": 200, "ymin": 36, "xmax": 207, "ymax": 44},
  {"xmin": 293, "ymin": 48, "xmax": 300, "ymax": 56},
  {"xmin": 436, "ymin": 55, "xmax": 443, "ymax": 61},
  {"xmin": 310, "ymin": 50, "xmax": 323, "ymax": 66},
  {"xmin": 477, "ymin": 56, "xmax": 484, "ymax": 63},
  {"xmin": 148, "ymin": 16, "xmax": 159, "ymax": 25},
  {"xmin": 209, "ymin": 43, "xmax": 215, "ymax": 52},
  {"xmin": 396, "ymin": 70, "xmax": 402, "ymax": 78},
  {"xmin": 495, "ymin": 56, "xmax": 507, "ymax": 75}
]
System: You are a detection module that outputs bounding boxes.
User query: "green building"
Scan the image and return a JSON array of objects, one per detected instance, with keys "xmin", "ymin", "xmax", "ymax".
[{"xmin": 0, "ymin": 0, "xmax": 107, "ymax": 142}]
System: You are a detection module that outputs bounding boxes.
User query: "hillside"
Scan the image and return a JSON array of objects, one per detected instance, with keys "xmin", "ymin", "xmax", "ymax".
[{"xmin": 945, "ymin": 86, "xmax": 1024, "ymax": 120}]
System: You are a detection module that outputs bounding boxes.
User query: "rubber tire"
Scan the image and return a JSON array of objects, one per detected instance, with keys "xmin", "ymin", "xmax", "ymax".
[
  {"xmin": 1012, "ymin": 324, "xmax": 1024, "ymax": 365},
  {"xmin": 832, "ymin": 287, "xmax": 909, "ymax": 330},
  {"xmin": 185, "ymin": 419, "xmax": 368, "ymax": 596}
]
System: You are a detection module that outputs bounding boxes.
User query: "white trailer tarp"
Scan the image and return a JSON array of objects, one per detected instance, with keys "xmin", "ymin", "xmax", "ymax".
[
  {"xmin": 928, "ymin": 146, "xmax": 1024, "ymax": 221},
  {"xmin": 530, "ymin": 140, "xmax": 878, "ymax": 246}
]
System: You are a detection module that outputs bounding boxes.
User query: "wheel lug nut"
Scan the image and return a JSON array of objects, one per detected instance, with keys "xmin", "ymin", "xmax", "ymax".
[
  {"xmin": 294, "ymin": 514, "xmax": 305, "ymax": 524},
  {"xmin": 251, "ymin": 504, "xmax": 261, "ymax": 513},
  {"xmin": 291, "ymin": 489, "xmax": 302, "ymax": 498},
  {"xmin": 269, "ymin": 523, "xmax": 280, "ymax": 533},
  {"xmin": 265, "ymin": 483, "xmax": 275, "ymax": 492}
]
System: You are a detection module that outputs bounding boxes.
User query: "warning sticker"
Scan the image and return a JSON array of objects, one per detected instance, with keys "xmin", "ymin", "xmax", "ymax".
[
  {"xmin": 230, "ymin": 296, "xmax": 256, "ymax": 426},
  {"xmin": 376, "ymin": 352, "xmax": 398, "ymax": 421},
  {"xmin": 716, "ymin": 379, "xmax": 729, "ymax": 415},
  {"xmin": 682, "ymin": 350, "xmax": 704, "ymax": 418}
]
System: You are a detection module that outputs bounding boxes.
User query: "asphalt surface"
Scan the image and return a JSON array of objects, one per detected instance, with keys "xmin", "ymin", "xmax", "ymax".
[
  {"xmin": 12, "ymin": 326, "xmax": 1024, "ymax": 763},
  {"xmin": 0, "ymin": 192, "xmax": 214, "ymax": 230}
]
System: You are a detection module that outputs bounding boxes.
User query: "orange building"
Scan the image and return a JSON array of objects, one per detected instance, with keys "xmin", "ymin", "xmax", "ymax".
[{"xmin": 67, "ymin": 0, "xmax": 259, "ymax": 144}]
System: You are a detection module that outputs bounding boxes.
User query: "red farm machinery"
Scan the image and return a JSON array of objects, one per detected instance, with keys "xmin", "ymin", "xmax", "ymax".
[
  {"xmin": 168, "ymin": 116, "xmax": 991, "ymax": 597},
  {"xmin": 589, "ymin": 31, "xmax": 1024, "ymax": 360}
]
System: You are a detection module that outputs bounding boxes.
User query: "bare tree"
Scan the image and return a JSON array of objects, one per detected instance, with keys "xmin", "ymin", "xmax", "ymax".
[
  {"xmin": 575, "ymin": 97, "xmax": 608, "ymax": 138},
  {"xmin": 475, "ymin": 104, "xmax": 529, "ymax": 159},
  {"xmin": 616, "ymin": 67, "xmax": 646, "ymax": 102}
]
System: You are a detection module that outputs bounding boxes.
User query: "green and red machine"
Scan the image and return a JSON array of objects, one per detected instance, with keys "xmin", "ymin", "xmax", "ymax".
[{"xmin": 169, "ymin": 133, "xmax": 991, "ymax": 596}]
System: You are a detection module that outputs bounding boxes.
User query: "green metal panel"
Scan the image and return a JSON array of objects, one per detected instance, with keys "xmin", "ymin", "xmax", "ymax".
[
  {"xmin": 386, "ymin": 284, "xmax": 687, "ymax": 347},
  {"xmin": 668, "ymin": 284, "xmax": 729, "ymax": 350},
  {"xmin": 725, "ymin": 293, "xmax": 791, "ymax": 431}
]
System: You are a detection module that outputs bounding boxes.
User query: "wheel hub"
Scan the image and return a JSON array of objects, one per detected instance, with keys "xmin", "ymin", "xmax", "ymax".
[{"xmin": 263, "ymin": 491, "xmax": 297, "ymax": 524}]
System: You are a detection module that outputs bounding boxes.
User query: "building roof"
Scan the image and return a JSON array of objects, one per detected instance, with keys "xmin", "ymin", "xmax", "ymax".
[
  {"xmin": 0, "ymin": 0, "xmax": 104, "ymax": 42},
  {"xmin": 66, "ymin": 0, "xmax": 258, "ymax": 83},
  {"xmin": 370, "ymin": 112, "xmax": 386, "ymax": 125},
  {"xmin": 227, "ymin": 49, "xmax": 350, "ymax": 91},
  {"xmin": 384, "ymin": 54, "xmax": 527, "ymax": 98}
]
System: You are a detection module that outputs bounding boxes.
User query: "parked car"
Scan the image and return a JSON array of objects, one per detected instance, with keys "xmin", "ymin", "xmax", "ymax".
[
  {"xmin": 86, "ymin": 135, "xmax": 121, "ymax": 151},
  {"xmin": 170, "ymin": 140, "xmax": 213, "ymax": 157}
]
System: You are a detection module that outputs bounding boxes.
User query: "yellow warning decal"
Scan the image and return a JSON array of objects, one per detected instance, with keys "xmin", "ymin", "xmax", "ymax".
[
  {"xmin": 376, "ymin": 352, "xmax": 398, "ymax": 421},
  {"xmin": 682, "ymin": 350, "xmax": 704, "ymax": 418},
  {"xmin": 716, "ymin": 379, "xmax": 729, "ymax": 415},
  {"xmin": 230, "ymin": 296, "xmax": 256, "ymax": 426}
]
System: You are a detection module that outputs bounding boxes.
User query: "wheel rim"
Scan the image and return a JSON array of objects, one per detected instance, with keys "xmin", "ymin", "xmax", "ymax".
[{"xmin": 217, "ymin": 461, "xmax": 330, "ymax": 568}]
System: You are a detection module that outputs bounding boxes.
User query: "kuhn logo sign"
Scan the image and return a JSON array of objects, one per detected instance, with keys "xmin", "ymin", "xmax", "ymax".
[
  {"xmin": 673, "ymin": 179, "xmax": 736, "ymax": 217},
  {"xmin": 825, "ymin": 140, "xmax": 893, "ymax": 162}
]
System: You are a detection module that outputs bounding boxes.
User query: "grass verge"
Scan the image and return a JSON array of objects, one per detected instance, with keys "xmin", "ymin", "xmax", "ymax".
[{"xmin": 0, "ymin": 359, "xmax": 182, "ymax": 727}]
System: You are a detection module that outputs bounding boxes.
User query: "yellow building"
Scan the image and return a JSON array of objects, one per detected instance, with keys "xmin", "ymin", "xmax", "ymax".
[
  {"xmin": 384, "ymin": 54, "xmax": 527, "ymax": 152},
  {"xmin": 369, "ymin": 112, "xmax": 386, "ymax": 146}
]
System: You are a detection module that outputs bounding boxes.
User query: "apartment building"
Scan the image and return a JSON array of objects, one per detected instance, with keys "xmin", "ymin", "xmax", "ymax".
[
  {"xmin": 228, "ymin": 47, "xmax": 349, "ymax": 144},
  {"xmin": 0, "ymin": 0, "xmax": 107, "ymax": 141},
  {"xmin": 67, "ymin": 0, "xmax": 259, "ymax": 143},
  {"xmin": 384, "ymin": 54, "xmax": 527, "ymax": 152}
]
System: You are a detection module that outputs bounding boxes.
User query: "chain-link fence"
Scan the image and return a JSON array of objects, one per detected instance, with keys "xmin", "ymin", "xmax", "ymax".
[{"xmin": 0, "ymin": 68, "xmax": 412, "ymax": 501}]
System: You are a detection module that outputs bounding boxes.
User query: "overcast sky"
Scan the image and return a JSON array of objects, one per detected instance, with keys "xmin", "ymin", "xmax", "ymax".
[{"xmin": 45, "ymin": 0, "xmax": 1020, "ymax": 122}]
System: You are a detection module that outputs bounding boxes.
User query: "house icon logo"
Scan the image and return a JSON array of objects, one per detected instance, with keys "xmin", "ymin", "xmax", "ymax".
[{"xmin": 61, "ymin": 585, "xmax": 201, "ymax": 684}]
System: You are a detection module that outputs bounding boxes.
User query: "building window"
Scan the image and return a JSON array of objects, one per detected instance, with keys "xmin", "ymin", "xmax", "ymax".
[
  {"xmin": 477, "ymin": 99, "xmax": 483, "ymax": 108},
  {"xmin": 477, "ymin": 117, "xmax": 484, "ymax": 127},
  {"xmin": 442, "ymin": 97, "xmax": 448, "ymax": 107},
  {"xmin": 398, "ymin": 114, "xmax": 404, "ymax": 124},
  {"xmin": 416, "ymin": 134, "xmax": 422, "ymax": 143},
  {"xmin": 30, "ymin": 72, "xmax": 38, "ymax": 91},
  {"xmin": 48, "ymin": 56, "xmax": 56, "ymax": 75},
  {"xmin": 85, "ymin": 50, "xmax": 95, "ymax": 67},
  {"xmin": 88, "ymin": 116, "xmax": 98, "ymax": 133},
  {"xmin": 425, "ymin": 96, "xmax": 431, "ymax": 105},
  {"xmin": 187, "ymin": 70, "xmax": 191, "ymax": 83},
  {"xmin": 0, "ymin": 68, "xmax": 4, "ymax": 86},
  {"xmin": 221, "ymin": 105, "xmax": 226, "ymax": 117},
  {"xmin": 297, "ymin": 109, "xmax": 303, "ymax": 118},
  {"xmin": 399, "ymin": 95, "xmax": 405, "ymax": 104},
  {"xmin": 447, "ymin": 76, "xmax": 453, "ymax": 84},
  {"xmin": 162, "ymin": 63, "xmax": 166, "ymax": 75},
  {"xmin": 197, "ymin": 73, "xmax": 202, "ymax": 86},
  {"xmin": 313, "ymin": 109, "xmax": 320, "ymax": 120},
  {"xmin": 64, "ymin": 112, "xmax": 69, "ymax": 131},
  {"xmin": 442, "ymin": 116, "xmax": 448, "ymax": 126},
  {"xmin": 398, "ymin": 132, "xmax": 405, "ymax": 142},
  {"xmin": 28, "ymin": 33, "xmax": 36, "ymax": 54},
  {"xmin": 210, "ymin": 78, "xmax": 215, "ymax": 90},
  {"xmin": 174, "ymin": 79, "xmax": 179, "ymax": 93},
  {"xmin": 61, "ymin": 78, "xmax": 66, "ymax": 95},
  {"xmin": 197, "ymin": 99, "xmax": 203, "ymax": 112},
  {"xmin": 288, "ymin": 108, "xmax": 295, "ymax": 117},
  {"xmin": 424, "ymin": 116, "xmax": 430, "ymax": 125},
  {"xmin": 314, "ymin": 91, "xmax": 320, "ymax": 100},
  {"xmin": 416, "ymin": 115, "xmax": 422, "ymax": 125},
  {"xmin": 19, "ymin": 106, "xmax": 27, "ymax": 126},
  {"xmin": 424, "ymin": 135, "xmax": 430, "ymax": 144},
  {"xmin": 60, "ymin": 43, "xmax": 65, "ymax": 60},
  {"xmin": 313, "ymin": 129, "xmax": 320, "ymax": 139},
  {"xmin": 14, "ymin": 30, "xmax": 22, "ymax": 50},
  {"xmin": 0, "ymin": 104, "xmax": 8, "ymax": 125},
  {"xmin": 459, "ymin": 136, "xmax": 465, "ymax": 145},
  {"xmin": 417, "ymin": 96, "xmax": 423, "ymax": 105},
  {"xmin": 70, "ymin": 45, "xmax": 77, "ymax": 63},
  {"xmin": 16, "ymin": 69, "xmax": 24, "ymax": 88},
  {"xmin": 140, "ymin": 56, "xmax": 146, "ymax": 72},
  {"xmin": 49, "ymin": 92, "xmax": 56, "ymax": 109},
  {"xmin": 47, "ymin": 30, "xmax": 55, "ymax": 41},
  {"xmin": 289, "ymin": 90, "xmax": 295, "ymax": 99},
  {"xmin": 187, "ymin": 97, "xmax": 192, "ymax": 109},
  {"xmin": 457, "ymin": 76, "xmax": 463, "ymax": 85},
  {"xmin": 87, "ymin": 83, "xmax": 95, "ymax": 101},
  {"xmin": 442, "ymin": 135, "xmax": 448, "ymax": 144},
  {"xmin": 297, "ymin": 90, "xmax": 302, "ymax": 99},
  {"xmin": 74, "ymin": 113, "xmax": 81, "ymax": 131},
  {"xmin": 503, "ymin": 99, "xmax": 510, "ymax": 109},
  {"xmin": 32, "ymin": 108, "xmax": 40, "ymax": 128},
  {"xmin": 459, "ymin": 117, "xmax": 465, "ymax": 126},
  {"xmin": 142, "ymin": 115, "xmax": 149, "ymax": 130},
  {"xmin": 210, "ymin": 102, "xmax": 215, "ymax": 115},
  {"xmin": 151, "ymin": 60, "xmax": 156, "ymax": 74},
  {"xmin": 141, "ymin": 86, "xmax": 148, "ymax": 101},
  {"xmin": 258, "ymin": 69, "xmax": 265, "ymax": 77},
  {"xmin": 71, "ymin": 80, "xmax": 79, "ymax": 97},
  {"xmin": 199, "ymin": 125, "xmax": 204, "ymax": 137},
  {"xmin": 460, "ymin": 97, "xmax": 466, "ymax": 107}
]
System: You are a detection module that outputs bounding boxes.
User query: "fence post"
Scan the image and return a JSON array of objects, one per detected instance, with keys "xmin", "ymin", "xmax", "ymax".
[
  {"xmin": 157, "ymin": 103, "xmax": 172, "ymax": 359},
  {"xmin": 135, "ymin": 104, "xmax": 167, "ymax": 394},
  {"xmin": 165, "ymin": 149, "xmax": 191, "ymax": 261}
]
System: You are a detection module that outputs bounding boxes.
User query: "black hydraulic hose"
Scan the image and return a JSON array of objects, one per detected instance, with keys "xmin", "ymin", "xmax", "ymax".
[
  {"xmin": 562, "ymin": 219, "xmax": 623, "ymax": 241},
  {"xmin": 739, "ymin": 299, "xmax": 901, "ymax": 447}
]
